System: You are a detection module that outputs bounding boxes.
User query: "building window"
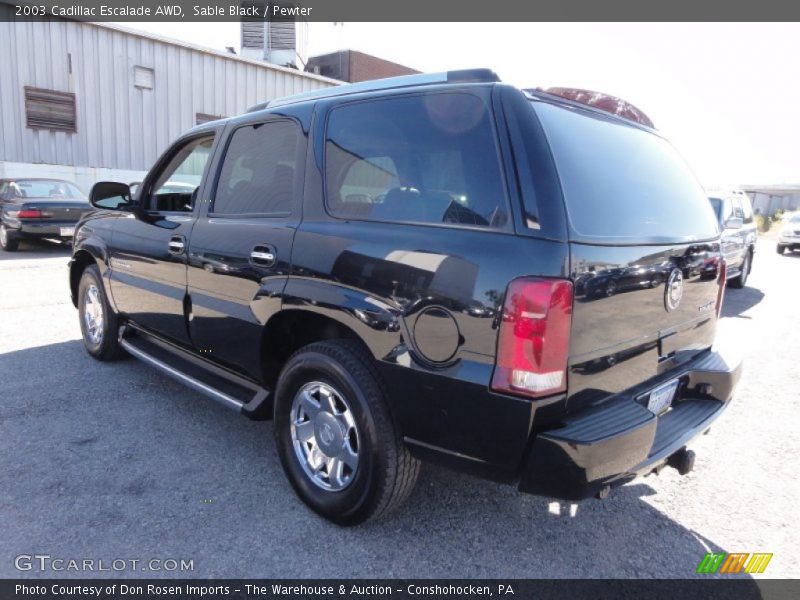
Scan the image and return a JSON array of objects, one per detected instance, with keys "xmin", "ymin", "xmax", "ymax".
[
  {"xmin": 24, "ymin": 87, "xmax": 77, "ymax": 133},
  {"xmin": 133, "ymin": 66, "xmax": 155, "ymax": 89},
  {"xmin": 196, "ymin": 113, "xmax": 224, "ymax": 126}
]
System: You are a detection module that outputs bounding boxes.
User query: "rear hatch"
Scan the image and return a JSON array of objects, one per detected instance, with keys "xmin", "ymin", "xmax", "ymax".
[{"xmin": 531, "ymin": 100, "xmax": 723, "ymax": 411}]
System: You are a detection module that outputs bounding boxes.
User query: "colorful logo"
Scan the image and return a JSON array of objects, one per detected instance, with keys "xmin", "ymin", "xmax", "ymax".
[{"xmin": 696, "ymin": 552, "xmax": 773, "ymax": 574}]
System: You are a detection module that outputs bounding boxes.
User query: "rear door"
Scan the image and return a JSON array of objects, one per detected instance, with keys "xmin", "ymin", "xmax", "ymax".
[
  {"xmin": 109, "ymin": 132, "xmax": 217, "ymax": 346},
  {"xmin": 186, "ymin": 115, "xmax": 306, "ymax": 379},
  {"xmin": 531, "ymin": 100, "xmax": 724, "ymax": 410}
]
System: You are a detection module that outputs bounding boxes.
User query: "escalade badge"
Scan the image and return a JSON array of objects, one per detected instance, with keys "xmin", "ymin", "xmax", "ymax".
[{"xmin": 664, "ymin": 268, "xmax": 684, "ymax": 312}]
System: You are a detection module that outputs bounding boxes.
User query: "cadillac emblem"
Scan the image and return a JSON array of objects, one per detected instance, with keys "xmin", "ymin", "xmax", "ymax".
[{"xmin": 664, "ymin": 268, "xmax": 684, "ymax": 312}]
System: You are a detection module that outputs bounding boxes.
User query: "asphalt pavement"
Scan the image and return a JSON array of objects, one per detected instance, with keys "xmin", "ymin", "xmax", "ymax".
[{"xmin": 0, "ymin": 237, "xmax": 797, "ymax": 579}]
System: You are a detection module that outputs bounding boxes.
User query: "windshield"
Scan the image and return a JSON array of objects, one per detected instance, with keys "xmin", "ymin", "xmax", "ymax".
[
  {"xmin": 533, "ymin": 102, "xmax": 720, "ymax": 243},
  {"xmin": 7, "ymin": 179, "xmax": 85, "ymax": 199},
  {"xmin": 787, "ymin": 213, "xmax": 800, "ymax": 224}
]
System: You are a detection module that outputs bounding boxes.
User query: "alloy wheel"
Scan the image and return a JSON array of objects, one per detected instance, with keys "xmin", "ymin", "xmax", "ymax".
[
  {"xmin": 290, "ymin": 381, "xmax": 360, "ymax": 491},
  {"xmin": 83, "ymin": 284, "xmax": 105, "ymax": 345}
]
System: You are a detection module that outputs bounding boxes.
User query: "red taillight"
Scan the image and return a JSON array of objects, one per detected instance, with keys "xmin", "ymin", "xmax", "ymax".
[
  {"xmin": 491, "ymin": 278, "xmax": 573, "ymax": 399},
  {"xmin": 715, "ymin": 260, "xmax": 727, "ymax": 318},
  {"xmin": 17, "ymin": 209, "xmax": 44, "ymax": 219}
]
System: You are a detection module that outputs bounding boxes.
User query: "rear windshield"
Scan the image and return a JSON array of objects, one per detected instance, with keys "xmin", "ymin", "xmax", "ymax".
[
  {"xmin": 6, "ymin": 179, "xmax": 85, "ymax": 199},
  {"xmin": 533, "ymin": 102, "xmax": 719, "ymax": 243}
]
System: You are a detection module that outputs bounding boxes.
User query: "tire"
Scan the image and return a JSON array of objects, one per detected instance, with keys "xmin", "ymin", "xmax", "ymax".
[
  {"xmin": 0, "ymin": 224, "xmax": 19, "ymax": 252},
  {"xmin": 77, "ymin": 264, "xmax": 124, "ymax": 360},
  {"xmin": 274, "ymin": 340, "xmax": 420, "ymax": 525},
  {"xmin": 777, "ymin": 245, "xmax": 786, "ymax": 255},
  {"xmin": 729, "ymin": 251, "xmax": 751, "ymax": 289}
]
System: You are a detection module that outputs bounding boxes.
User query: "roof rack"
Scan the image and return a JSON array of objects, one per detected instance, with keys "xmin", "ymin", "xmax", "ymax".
[{"xmin": 247, "ymin": 68, "xmax": 500, "ymax": 113}]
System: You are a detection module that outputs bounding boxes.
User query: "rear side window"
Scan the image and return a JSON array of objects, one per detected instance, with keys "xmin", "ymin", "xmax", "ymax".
[
  {"xmin": 213, "ymin": 119, "xmax": 301, "ymax": 215},
  {"xmin": 325, "ymin": 92, "xmax": 509, "ymax": 228},
  {"xmin": 534, "ymin": 102, "xmax": 719, "ymax": 242}
]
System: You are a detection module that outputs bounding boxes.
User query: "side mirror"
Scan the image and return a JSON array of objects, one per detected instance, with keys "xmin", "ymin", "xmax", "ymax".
[
  {"xmin": 89, "ymin": 181, "xmax": 133, "ymax": 210},
  {"xmin": 724, "ymin": 216, "xmax": 743, "ymax": 230}
]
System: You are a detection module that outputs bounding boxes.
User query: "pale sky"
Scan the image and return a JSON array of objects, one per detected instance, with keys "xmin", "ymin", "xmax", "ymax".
[{"xmin": 118, "ymin": 22, "xmax": 799, "ymax": 188}]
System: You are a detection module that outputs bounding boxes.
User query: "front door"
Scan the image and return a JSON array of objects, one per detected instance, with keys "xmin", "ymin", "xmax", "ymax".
[
  {"xmin": 186, "ymin": 117, "xmax": 305, "ymax": 378},
  {"xmin": 110, "ymin": 133, "xmax": 217, "ymax": 346}
]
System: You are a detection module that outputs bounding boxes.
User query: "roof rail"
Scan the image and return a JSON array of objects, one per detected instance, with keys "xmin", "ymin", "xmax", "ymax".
[{"xmin": 247, "ymin": 68, "xmax": 500, "ymax": 113}]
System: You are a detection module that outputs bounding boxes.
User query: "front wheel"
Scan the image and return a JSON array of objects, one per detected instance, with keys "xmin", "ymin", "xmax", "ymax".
[
  {"xmin": 777, "ymin": 245, "xmax": 786, "ymax": 255},
  {"xmin": 0, "ymin": 224, "xmax": 19, "ymax": 252},
  {"xmin": 274, "ymin": 340, "xmax": 420, "ymax": 525},
  {"xmin": 78, "ymin": 264, "xmax": 124, "ymax": 360}
]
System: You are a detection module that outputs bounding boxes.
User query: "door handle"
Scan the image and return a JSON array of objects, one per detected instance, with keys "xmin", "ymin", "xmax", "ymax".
[
  {"xmin": 168, "ymin": 235, "xmax": 186, "ymax": 255},
  {"xmin": 250, "ymin": 245, "xmax": 276, "ymax": 267}
]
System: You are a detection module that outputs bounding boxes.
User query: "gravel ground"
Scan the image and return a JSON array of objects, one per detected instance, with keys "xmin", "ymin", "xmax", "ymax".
[{"xmin": 0, "ymin": 237, "xmax": 797, "ymax": 579}]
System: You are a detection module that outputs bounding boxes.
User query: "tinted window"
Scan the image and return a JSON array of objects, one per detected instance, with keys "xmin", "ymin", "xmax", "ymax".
[
  {"xmin": 534, "ymin": 102, "xmax": 719, "ymax": 242},
  {"xmin": 213, "ymin": 120, "xmax": 301, "ymax": 215},
  {"xmin": 325, "ymin": 93, "xmax": 508, "ymax": 228}
]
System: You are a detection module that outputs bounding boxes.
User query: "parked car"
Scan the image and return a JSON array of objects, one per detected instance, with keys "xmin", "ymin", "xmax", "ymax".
[
  {"xmin": 777, "ymin": 213, "xmax": 800, "ymax": 254},
  {"xmin": 0, "ymin": 178, "xmax": 91, "ymax": 252},
  {"xmin": 69, "ymin": 70, "xmax": 741, "ymax": 524},
  {"xmin": 130, "ymin": 180, "xmax": 197, "ymax": 197},
  {"xmin": 707, "ymin": 190, "xmax": 757, "ymax": 287}
]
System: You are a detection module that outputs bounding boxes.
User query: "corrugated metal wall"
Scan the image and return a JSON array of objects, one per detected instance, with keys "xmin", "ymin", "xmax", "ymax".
[{"xmin": 0, "ymin": 7, "xmax": 335, "ymax": 172}]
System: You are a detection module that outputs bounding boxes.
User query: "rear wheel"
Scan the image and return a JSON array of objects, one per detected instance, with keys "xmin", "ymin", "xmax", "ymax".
[
  {"xmin": 729, "ymin": 251, "xmax": 751, "ymax": 288},
  {"xmin": 78, "ymin": 264, "xmax": 124, "ymax": 360},
  {"xmin": 0, "ymin": 225, "xmax": 19, "ymax": 252},
  {"xmin": 274, "ymin": 340, "xmax": 419, "ymax": 525}
]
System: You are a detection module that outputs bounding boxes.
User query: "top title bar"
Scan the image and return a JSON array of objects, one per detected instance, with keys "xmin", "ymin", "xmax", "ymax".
[{"xmin": 3, "ymin": 0, "xmax": 800, "ymax": 22}]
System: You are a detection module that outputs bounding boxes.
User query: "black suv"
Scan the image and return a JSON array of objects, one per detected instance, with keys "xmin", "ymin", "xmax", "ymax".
[{"xmin": 70, "ymin": 70, "xmax": 741, "ymax": 524}]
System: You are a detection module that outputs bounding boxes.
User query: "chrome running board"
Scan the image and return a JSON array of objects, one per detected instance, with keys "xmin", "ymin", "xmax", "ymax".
[{"xmin": 118, "ymin": 325, "xmax": 272, "ymax": 419}]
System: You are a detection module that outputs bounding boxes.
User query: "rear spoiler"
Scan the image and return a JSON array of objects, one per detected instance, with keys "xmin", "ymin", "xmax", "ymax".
[{"xmin": 525, "ymin": 87, "xmax": 655, "ymax": 128}]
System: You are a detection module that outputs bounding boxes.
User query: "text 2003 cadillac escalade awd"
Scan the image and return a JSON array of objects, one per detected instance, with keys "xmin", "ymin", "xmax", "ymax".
[{"xmin": 69, "ymin": 70, "xmax": 742, "ymax": 524}]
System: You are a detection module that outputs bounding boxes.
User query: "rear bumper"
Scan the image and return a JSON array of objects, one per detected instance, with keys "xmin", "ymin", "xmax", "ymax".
[
  {"xmin": 519, "ymin": 349, "xmax": 742, "ymax": 500},
  {"xmin": 6, "ymin": 220, "xmax": 77, "ymax": 239}
]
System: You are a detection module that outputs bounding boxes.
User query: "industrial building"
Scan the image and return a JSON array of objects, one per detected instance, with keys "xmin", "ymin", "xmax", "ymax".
[
  {"xmin": 306, "ymin": 49, "xmax": 420, "ymax": 83},
  {"xmin": 0, "ymin": 7, "xmax": 337, "ymax": 192},
  {"xmin": 742, "ymin": 185, "xmax": 800, "ymax": 216}
]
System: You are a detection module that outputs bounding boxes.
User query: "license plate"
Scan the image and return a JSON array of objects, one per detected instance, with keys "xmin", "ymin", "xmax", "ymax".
[
  {"xmin": 60, "ymin": 227, "xmax": 75, "ymax": 237},
  {"xmin": 647, "ymin": 379, "xmax": 679, "ymax": 415}
]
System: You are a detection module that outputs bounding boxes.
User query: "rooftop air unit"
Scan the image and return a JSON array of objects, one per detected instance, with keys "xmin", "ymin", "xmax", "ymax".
[{"xmin": 240, "ymin": 1, "xmax": 308, "ymax": 68}]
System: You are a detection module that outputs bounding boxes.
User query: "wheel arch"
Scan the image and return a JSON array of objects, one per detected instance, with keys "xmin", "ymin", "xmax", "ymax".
[
  {"xmin": 259, "ymin": 278, "xmax": 404, "ymax": 389},
  {"xmin": 260, "ymin": 309, "xmax": 377, "ymax": 391},
  {"xmin": 69, "ymin": 249, "xmax": 98, "ymax": 308},
  {"xmin": 69, "ymin": 238, "xmax": 112, "ymax": 308}
]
